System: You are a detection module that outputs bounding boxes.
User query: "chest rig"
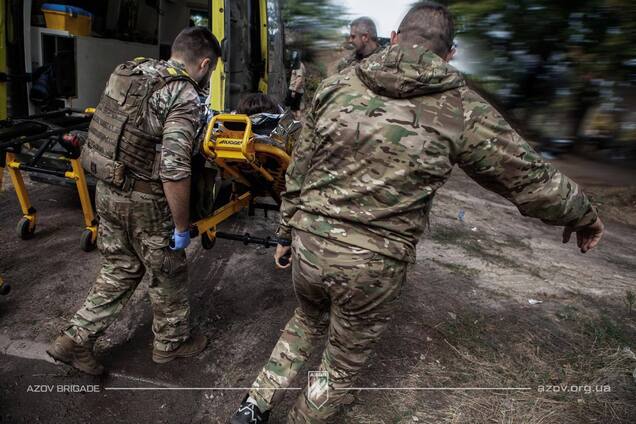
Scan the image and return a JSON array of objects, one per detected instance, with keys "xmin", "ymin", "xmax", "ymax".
[{"xmin": 80, "ymin": 58, "xmax": 198, "ymax": 187}]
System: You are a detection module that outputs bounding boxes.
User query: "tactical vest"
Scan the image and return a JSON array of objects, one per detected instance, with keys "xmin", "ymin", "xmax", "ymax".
[{"xmin": 80, "ymin": 58, "xmax": 198, "ymax": 187}]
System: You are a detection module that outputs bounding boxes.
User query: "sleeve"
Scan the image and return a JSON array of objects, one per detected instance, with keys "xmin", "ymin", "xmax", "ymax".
[
  {"xmin": 158, "ymin": 81, "xmax": 202, "ymax": 182},
  {"xmin": 277, "ymin": 84, "xmax": 322, "ymax": 239},
  {"xmin": 454, "ymin": 90, "xmax": 598, "ymax": 229}
]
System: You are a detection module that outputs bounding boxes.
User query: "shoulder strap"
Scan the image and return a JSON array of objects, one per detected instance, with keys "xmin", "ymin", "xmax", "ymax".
[{"xmin": 155, "ymin": 65, "xmax": 200, "ymax": 93}]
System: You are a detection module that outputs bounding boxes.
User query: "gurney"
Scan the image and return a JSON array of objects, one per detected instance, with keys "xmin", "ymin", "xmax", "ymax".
[
  {"xmin": 189, "ymin": 110, "xmax": 301, "ymax": 249},
  {"xmin": 0, "ymin": 109, "xmax": 98, "ymax": 252},
  {"xmin": 0, "ymin": 107, "xmax": 300, "ymax": 254}
]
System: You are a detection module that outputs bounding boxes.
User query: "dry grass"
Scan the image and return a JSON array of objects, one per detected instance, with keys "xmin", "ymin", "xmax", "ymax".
[
  {"xmin": 347, "ymin": 346, "xmax": 635, "ymax": 423},
  {"xmin": 342, "ymin": 307, "xmax": 635, "ymax": 424}
]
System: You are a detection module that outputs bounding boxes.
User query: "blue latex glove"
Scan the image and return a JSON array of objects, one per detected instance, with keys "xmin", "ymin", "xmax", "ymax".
[{"xmin": 170, "ymin": 228, "xmax": 191, "ymax": 251}]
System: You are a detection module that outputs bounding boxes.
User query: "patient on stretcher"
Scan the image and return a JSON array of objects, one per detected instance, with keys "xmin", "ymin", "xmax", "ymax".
[
  {"xmin": 190, "ymin": 94, "xmax": 302, "ymax": 222},
  {"xmin": 225, "ymin": 93, "xmax": 302, "ymax": 154}
]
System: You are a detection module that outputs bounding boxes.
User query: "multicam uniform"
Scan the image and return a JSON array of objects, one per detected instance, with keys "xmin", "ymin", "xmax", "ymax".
[
  {"xmin": 248, "ymin": 45, "xmax": 598, "ymax": 422},
  {"xmin": 335, "ymin": 45, "xmax": 383, "ymax": 73},
  {"xmin": 65, "ymin": 58, "xmax": 202, "ymax": 353}
]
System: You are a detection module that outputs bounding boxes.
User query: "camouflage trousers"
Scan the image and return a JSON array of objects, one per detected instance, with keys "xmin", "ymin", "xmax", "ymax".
[
  {"xmin": 64, "ymin": 181, "xmax": 190, "ymax": 352},
  {"xmin": 249, "ymin": 230, "xmax": 407, "ymax": 423}
]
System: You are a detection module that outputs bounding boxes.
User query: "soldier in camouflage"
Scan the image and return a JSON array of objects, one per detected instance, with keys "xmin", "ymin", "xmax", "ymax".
[
  {"xmin": 336, "ymin": 17, "xmax": 383, "ymax": 73},
  {"xmin": 47, "ymin": 27, "xmax": 222, "ymax": 375},
  {"xmin": 231, "ymin": 2, "xmax": 604, "ymax": 423}
]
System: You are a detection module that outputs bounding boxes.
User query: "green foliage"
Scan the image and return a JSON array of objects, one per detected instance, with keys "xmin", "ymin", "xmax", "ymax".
[
  {"xmin": 450, "ymin": 0, "xmax": 636, "ymax": 76},
  {"xmin": 448, "ymin": 0, "xmax": 636, "ymax": 137},
  {"xmin": 281, "ymin": 0, "xmax": 348, "ymax": 48}
]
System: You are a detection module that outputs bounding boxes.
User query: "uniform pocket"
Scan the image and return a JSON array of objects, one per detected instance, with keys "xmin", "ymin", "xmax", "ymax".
[
  {"xmin": 141, "ymin": 232, "xmax": 184, "ymax": 279},
  {"xmin": 80, "ymin": 147, "xmax": 127, "ymax": 187},
  {"xmin": 160, "ymin": 248, "xmax": 187, "ymax": 276}
]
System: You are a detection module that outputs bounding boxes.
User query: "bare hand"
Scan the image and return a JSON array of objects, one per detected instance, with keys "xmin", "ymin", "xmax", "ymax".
[
  {"xmin": 562, "ymin": 217, "xmax": 604, "ymax": 253},
  {"xmin": 274, "ymin": 244, "xmax": 292, "ymax": 269}
]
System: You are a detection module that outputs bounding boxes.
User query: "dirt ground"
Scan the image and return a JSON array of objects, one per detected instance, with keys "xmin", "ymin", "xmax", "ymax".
[{"xmin": 0, "ymin": 153, "xmax": 635, "ymax": 424}]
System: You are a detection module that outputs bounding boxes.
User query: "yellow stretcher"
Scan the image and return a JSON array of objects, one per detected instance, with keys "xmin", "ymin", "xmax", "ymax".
[
  {"xmin": 1, "ymin": 111, "xmax": 298, "ymax": 254},
  {"xmin": 3, "ymin": 149, "xmax": 97, "ymax": 251},
  {"xmin": 0, "ymin": 111, "xmax": 98, "ymax": 252},
  {"xmin": 191, "ymin": 113, "xmax": 295, "ymax": 249}
]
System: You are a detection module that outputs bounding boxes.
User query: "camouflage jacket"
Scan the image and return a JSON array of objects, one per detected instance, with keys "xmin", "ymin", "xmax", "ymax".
[
  {"xmin": 335, "ymin": 45, "xmax": 383, "ymax": 73},
  {"xmin": 278, "ymin": 44, "xmax": 598, "ymax": 263},
  {"xmin": 122, "ymin": 59, "xmax": 203, "ymax": 182}
]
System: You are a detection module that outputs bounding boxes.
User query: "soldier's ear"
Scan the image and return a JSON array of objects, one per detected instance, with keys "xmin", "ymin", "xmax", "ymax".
[
  {"xmin": 200, "ymin": 57, "xmax": 211, "ymax": 70},
  {"xmin": 390, "ymin": 31, "xmax": 399, "ymax": 46}
]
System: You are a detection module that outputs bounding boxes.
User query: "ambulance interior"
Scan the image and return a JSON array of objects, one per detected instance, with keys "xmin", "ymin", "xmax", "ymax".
[
  {"xmin": 0, "ymin": 0, "xmax": 290, "ymax": 253},
  {"xmin": 5, "ymin": 0, "xmax": 285, "ymax": 117}
]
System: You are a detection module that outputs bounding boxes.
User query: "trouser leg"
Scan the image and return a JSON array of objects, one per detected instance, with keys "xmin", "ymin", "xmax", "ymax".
[
  {"xmin": 288, "ymin": 238, "xmax": 407, "ymax": 423},
  {"xmin": 132, "ymin": 190, "xmax": 192, "ymax": 353},
  {"xmin": 248, "ymin": 233, "xmax": 330, "ymax": 412},
  {"xmin": 65, "ymin": 215, "xmax": 144, "ymax": 346},
  {"xmin": 145, "ymin": 247, "xmax": 191, "ymax": 352}
]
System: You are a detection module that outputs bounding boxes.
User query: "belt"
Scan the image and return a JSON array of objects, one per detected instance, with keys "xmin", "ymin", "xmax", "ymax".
[{"xmin": 131, "ymin": 179, "xmax": 158, "ymax": 195}]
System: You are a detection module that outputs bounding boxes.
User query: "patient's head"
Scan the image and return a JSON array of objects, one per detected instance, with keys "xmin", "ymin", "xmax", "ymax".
[{"xmin": 236, "ymin": 93, "xmax": 280, "ymax": 116}]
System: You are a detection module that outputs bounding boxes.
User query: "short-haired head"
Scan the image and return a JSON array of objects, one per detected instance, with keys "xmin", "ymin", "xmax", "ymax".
[
  {"xmin": 396, "ymin": 1, "xmax": 455, "ymax": 58},
  {"xmin": 171, "ymin": 27, "xmax": 222, "ymax": 85},
  {"xmin": 171, "ymin": 26, "xmax": 221, "ymax": 65},
  {"xmin": 350, "ymin": 17, "xmax": 378, "ymax": 42},
  {"xmin": 349, "ymin": 16, "xmax": 380, "ymax": 57}
]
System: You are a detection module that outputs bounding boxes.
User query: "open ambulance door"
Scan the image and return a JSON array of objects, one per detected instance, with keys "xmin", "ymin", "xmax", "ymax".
[{"xmin": 208, "ymin": 0, "xmax": 286, "ymax": 112}]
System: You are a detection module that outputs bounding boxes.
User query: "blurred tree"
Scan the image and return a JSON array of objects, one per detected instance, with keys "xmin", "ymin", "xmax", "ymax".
[
  {"xmin": 449, "ymin": 0, "xmax": 636, "ymax": 137},
  {"xmin": 281, "ymin": 0, "xmax": 348, "ymax": 52}
]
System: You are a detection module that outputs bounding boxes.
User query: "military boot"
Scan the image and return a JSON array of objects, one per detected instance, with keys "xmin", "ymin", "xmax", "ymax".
[
  {"xmin": 230, "ymin": 395, "xmax": 270, "ymax": 424},
  {"xmin": 46, "ymin": 334, "xmax": 105, "ymax": 375},
  {"xmin": 152, "ymin": 334, "xmax": 208, "ymax": 364}
]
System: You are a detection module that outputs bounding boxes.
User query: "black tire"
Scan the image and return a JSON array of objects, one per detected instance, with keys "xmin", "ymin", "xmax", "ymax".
[
  {"xmin": 80, "ymin": 229, "xmax": 96, "ymax": 252},
  {"xmin": 0, "ymin": 283, "xmax": 10, "ymax": 296},
  {"xmin": 201, "ymin": 233, "xmax": 216, "ymax": 250},
  {"xmin": 16, "ymin": 217, "xmax": 35, "ymax": 240}
]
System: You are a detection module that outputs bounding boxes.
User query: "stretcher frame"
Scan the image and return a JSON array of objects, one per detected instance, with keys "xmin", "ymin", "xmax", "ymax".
[
  {"xmin": 0, "ymin": 111, "xmax": 98, "ymax": 252},
  {"xmin": 192, "ymin": 113, "xmax": 292, "ymax": 249},
  {"xmin": 1, "ymin": 111, "xmax": 292, "ymax": 255}
]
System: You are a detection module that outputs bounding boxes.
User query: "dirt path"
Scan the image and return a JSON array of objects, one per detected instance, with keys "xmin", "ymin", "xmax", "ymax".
[{"xmin": 0, "ymin": 160, "xmax": 635, "ymax": 423}]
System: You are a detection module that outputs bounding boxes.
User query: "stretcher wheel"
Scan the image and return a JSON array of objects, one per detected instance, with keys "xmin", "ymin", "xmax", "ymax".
[
  {"xmin": 201, "ymin": 233, "xmax": 216, "ymax": 250},
  {"xmin": 0, "ymin": 283, "xmax": 10, "ymax": 295},
  {"xmin": 16, "ymin": 217, "xmax": 35, "ymax": 240},
  {"xmin": 80, "ymin": 229, "xmax": 97, "ymax": 252}
]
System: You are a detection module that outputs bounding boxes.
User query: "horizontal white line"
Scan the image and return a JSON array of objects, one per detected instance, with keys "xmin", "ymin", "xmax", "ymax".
[
  {"xmin": 104, "ymin": 387, "xmax": 533, "ymax": 391},
  {"xmin": 338, "ymin": 387, "xmax": 533, "ymax": 391},
  {"xmin": 104, "ymin": 387, "xmax": 303, "ymax": 391}
]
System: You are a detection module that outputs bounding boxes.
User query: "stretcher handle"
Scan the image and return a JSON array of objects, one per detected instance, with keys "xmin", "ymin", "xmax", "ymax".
[
  {"xmin": 278, "ymin": 252, "xmax": 291, "ymax": 267},
  {"xmin": 169, "ymin": 230, "xmax": 291, "ymax": 249},
  {"xmin": 215, "ymin": 231, "xmax": 290, "ymax": 247},
  {"xmin": 203, "ymin": 114, "xmax": 253, "ymax": 158}
]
